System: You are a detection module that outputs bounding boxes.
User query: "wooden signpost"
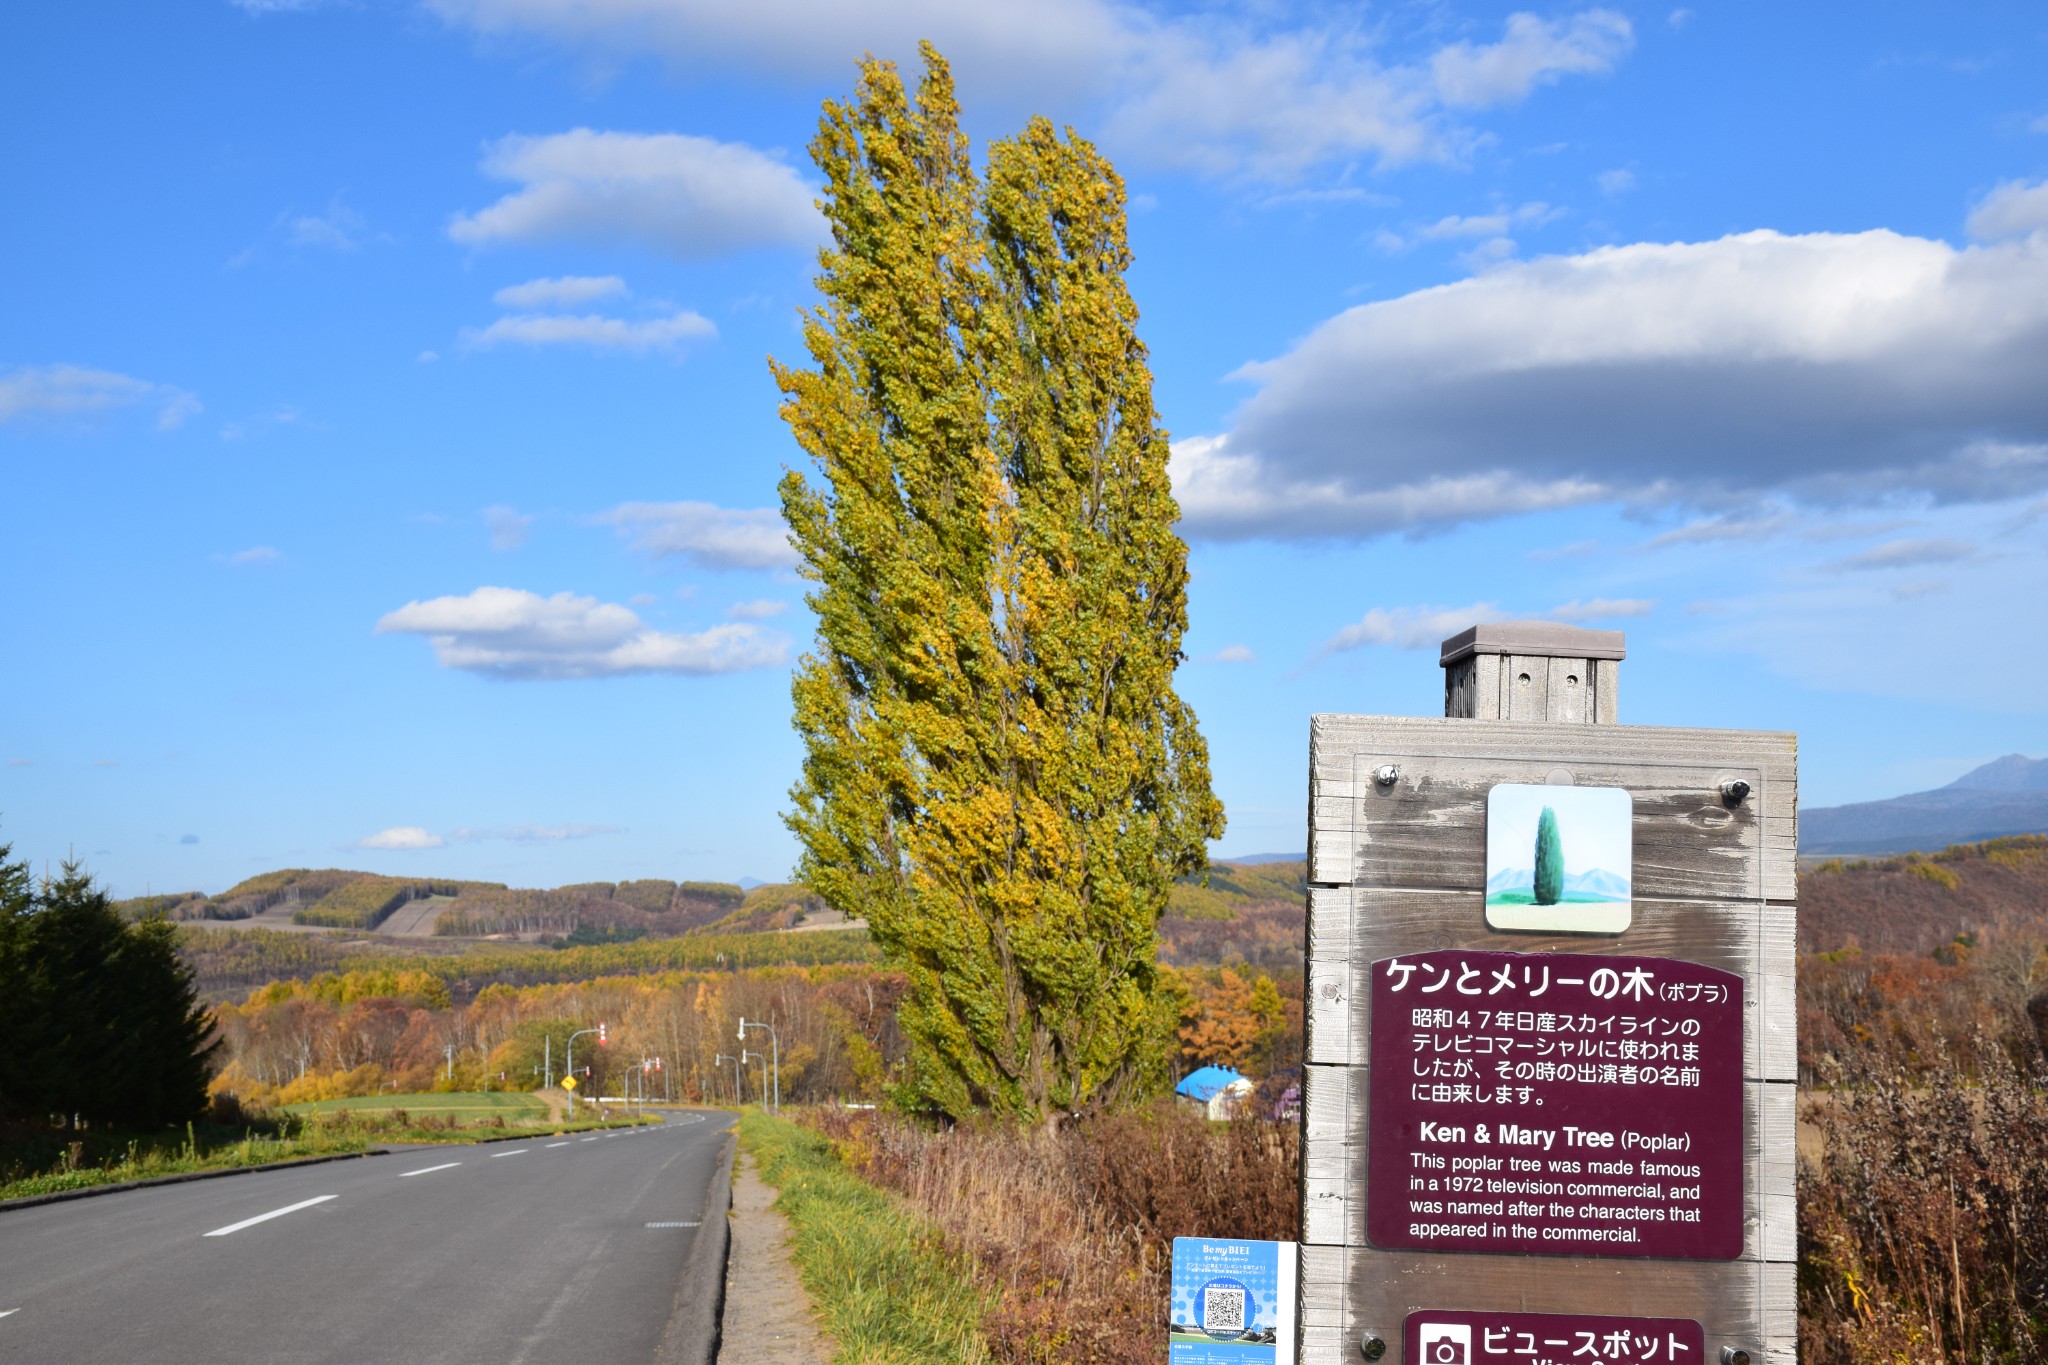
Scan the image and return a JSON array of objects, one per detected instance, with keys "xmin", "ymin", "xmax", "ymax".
[{"xmin": 1298, "ymin": 623, "xmax": 1796, "ymax": 1365}]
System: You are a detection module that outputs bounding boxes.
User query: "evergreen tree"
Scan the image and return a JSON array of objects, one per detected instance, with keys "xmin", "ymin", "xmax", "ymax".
[
  {"xmin": 774, "ymin": 46, "xmax": 1224, "ymax": 1120},
  {"xmin": 1534, "ymin": 806, "xmax": 1565, "ymax": 906},
  {"xmin": 0, "ymin": 851, "xmax": 216, "ymax": 1128}
]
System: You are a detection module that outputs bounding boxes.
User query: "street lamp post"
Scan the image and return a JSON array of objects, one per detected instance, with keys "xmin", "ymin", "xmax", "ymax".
[
  {"xmin": 738, "ymin": 1017, "xmax": 780, "ymax": 1112},
  {"xmin": 714, "ymin": 1052, "xmax": 743, "ymax": 1105},
  {"xmin": 565, "ymin": 1024, "xmax": 604, "ymax": 1110},
  {"xmin": 741, "ymin": 1048, "xmax": 768, "ymax": 1107}
]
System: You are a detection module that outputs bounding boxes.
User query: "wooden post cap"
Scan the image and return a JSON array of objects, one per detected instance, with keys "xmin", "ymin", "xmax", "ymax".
[{"xmin": 1439, "ymin": 621, "xmax": 1627, "ymax": 667}]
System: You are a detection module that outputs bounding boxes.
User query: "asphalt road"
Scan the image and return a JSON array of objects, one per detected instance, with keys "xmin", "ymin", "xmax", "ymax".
[{"xmin": 0, "ymin": 1111, "xmax": 733, "ymax": 1364}]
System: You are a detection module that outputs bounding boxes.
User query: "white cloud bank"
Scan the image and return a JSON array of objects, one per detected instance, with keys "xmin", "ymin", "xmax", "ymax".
[
  {"xmin": 604, "ymin": 501, "xmax": 798, "ymax": 571},
  {"xmin": 1319, "ymin": 597, "xmax": 1653, "ymax": 657},
  {"xmin": 355, "ymin": 821, "xmax": 616, "ymax": 849},
  {"xmin": 1175, "ymin": 229, "xmax": 2048, "ymax": 541},
  {"xmin": 376, "ymin": 585, "xmax": 788, "ymax": 679},
  {"xmin": 1967, "ymin": 177, "xmax": 2048, "ymax": 241},
  {"xmin": 358, "ymin": 826, "xmax": 444, "ymax": 850},
  {"xmin": 0, "ymin": 364, "xmax": 199, "ymax": 430},
  {"xmin": 429, "ymin": 5, "xmax": 1632, "ymax": 182},
  {"xmin": 493, "ymin": 275, "xmax": 628, "ymax": 308},
  {"xmin": 449, "ymin": 130, "xmax": 823, "ymax": 258},
  {"xmin": 461, "ymin": 309, "xmax": 715, "ymax": 352}
]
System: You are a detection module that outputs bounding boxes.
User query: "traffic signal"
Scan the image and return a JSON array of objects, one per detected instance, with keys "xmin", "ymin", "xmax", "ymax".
[{"xmin": 597, "ymin": 1021, "xmax": 608, "ymax": 1045}]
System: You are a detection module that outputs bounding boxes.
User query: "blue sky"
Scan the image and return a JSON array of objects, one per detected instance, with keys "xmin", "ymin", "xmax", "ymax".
[{"xmin": 4, "ymin": 1, "xmax": 2046, "ymax": 895}]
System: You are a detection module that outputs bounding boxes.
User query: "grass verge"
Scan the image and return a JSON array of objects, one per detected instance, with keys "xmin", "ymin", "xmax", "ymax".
[
  {"xmin": 740, "ymin": 1110, "xmax": 990, "ymax": 1364},
  {"xmin": 0, "ymin": 1122, "xmax": 371, "ymax": 1202}
]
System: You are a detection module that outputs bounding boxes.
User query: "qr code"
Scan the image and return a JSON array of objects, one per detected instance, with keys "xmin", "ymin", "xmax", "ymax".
[{"xmin": 1203, "ymin": 1285, "xmax": 1246, "ymax": 1334}]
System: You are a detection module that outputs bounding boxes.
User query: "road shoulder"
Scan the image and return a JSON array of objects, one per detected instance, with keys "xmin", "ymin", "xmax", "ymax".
[{"xmin": 716, "ymin": 1147, "xmax": 838, "ymax": 1364}]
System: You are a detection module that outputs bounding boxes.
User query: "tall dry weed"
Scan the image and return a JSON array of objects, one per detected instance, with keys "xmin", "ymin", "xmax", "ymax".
[
  {"xmin": 1800, "ymin": 1047, "xmax": 2048, "ymax": 1363},
  {"xmin": 811, "ymin": 1102, "xmax": 1297, "ymax": 1364}
]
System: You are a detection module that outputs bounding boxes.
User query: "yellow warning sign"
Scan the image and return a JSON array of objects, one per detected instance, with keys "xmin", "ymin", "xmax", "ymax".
[{"xmin": 561, "ymin": 1075, "xmax": 578, "ymax": 1091}]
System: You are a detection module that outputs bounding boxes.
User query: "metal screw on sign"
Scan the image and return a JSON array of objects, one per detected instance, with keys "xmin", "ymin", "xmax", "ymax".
[
  {"xmin": 1358, "ymin": 1330, "xmax": 1387, "ymax": 1360},
  {"xmin": 1719, "ymin": 778, "xmax": 1752, "ymax": 803},
  {"xmin": 1719, "ymin": 1350, "xmax": 1753, "ymax": 1365},
  {"xmin": 1372, "ymin": 764, "xmax": 1400, "ymax": 786}
]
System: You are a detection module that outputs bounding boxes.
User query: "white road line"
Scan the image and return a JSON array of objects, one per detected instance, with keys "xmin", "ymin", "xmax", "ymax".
[
  {"xmin": 545, "ymin": 1141, "xmax": 570, "ymax": 1148},
  {"xmin": 397, "ymin": 1162, "xmax": 462, "ymax": 1178},
  {"xmin": 0, "ymin": 1310, "xmax": 17, "ymax": 1319},
  {"xmin": 580, "ymin": 1136, "xmax": 601, "ymax": 1143},
  {"xmin": 489, "ymin": 1149, "xmax": 528, "ymax": 1158},
  {"xmin": 204, "ymin": 1195, "xmax": 337, "ymax": 1237}
]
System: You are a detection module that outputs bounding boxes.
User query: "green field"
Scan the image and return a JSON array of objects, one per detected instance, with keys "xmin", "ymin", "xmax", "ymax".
[{"xmin": 285, "ymin": 1091, "xmax": 550, "ymax": 1122}]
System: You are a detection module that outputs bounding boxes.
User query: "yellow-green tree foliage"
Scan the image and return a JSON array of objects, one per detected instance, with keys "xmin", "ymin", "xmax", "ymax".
[{"xmin": 773, "ymin": 46, "xmax": 1224, "ymax": 1120}]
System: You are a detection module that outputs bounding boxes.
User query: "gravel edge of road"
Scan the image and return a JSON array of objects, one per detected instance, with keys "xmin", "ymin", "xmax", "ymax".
[
  {"xmin": 657, "ymin": 1123, "xmax": 737, "ymax": 1365},
  {"xmin": 0, "ymin": 1149, "xmax": 385, "ymax": 1215}
]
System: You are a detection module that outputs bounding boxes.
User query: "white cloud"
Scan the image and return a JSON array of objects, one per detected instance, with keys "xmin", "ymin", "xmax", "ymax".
[
  {"xmin": 493, "ymin": 275, "xmax": 629, "ymax": 309},
  {"xmin": 449, "ymin": 822, "xmax": 621, "ymax": 843},
  {"xmin": 604, "ymin": 501, "xmax": 797, "ymax": 570},
  {"xmin": 0, "ymin": 364, "xmax": 199, "ymax": 430},
  {"xmin": 1822, "ymin": 537, "xmax": 1979, "ymax": 572},
  {"xmin": 1967, "ymin": 177, "xmax": 2048, "ymax": 240},
  {"xmin": 483, "ymin": 505, "xmax": 533, "ymax": 550},
  {"xmin": 220, "ymin": 546, "xmax": 283, "ymax": 567},
  {"xmin": 1178, "ymin": 229, "xmax": 2048, "ymax": 541},
  {"xmin": 428, "ymin": 0, "xmax": 1121, "ymax": 97},
  {"xmin": 1207, "ymin": 643, "xmax": 1257, "ymax": 663},
  {"xmin": 1317, "ymin": 597, "xmax": 1648, "ymax": 657},
  {"xmin": 460, "ymin": 309, "xmax": 715, "ymax": 353},
  {"xmin": 1642, "ymin": 513, "xmax": 1794, "ymax": 548},
  {"xmin": 430, "ymin": 6, "xmax": 1633, "ymax": 183},
  {"xmin": 1323, "ymin": 603, "xmax": 1505, "ymax": 653},
  {"xmin": 418, "ymin": 350, "xmax": 441, "ymax": 364},
  {"xmin": 1430, "ymin": 10, "xmax": 1634, "ymax": 109},
  {"xmin": 376, "ymin": 585, "xmax": 788, "ymax": 679},
  {"xmin": 449, "ymin": 130, "xmax": 822, "ymax": 258},
  {"xmin": 1104, "ymin": 24, "xmax": 1438, "ymax": 180},
  {"xmin": 1415, "ymin": 203, "xmax": 1559, "ymax": 240},
  {"xmin": 358, "ymin": 826, "xmax": 445, "ymax": 850},
  {"xmin": 727, "ymin": 598, "xmax": 788, "ymax": 620},
  {"xmin": 289, "ymin": 200, "xmax": 367, "ymax": 251},
  {"xmin": 1596, "ymin": 167, "xmax": 1635, "ymax": 196},
  {"xmin": 1546, "ymin": 596, "xmax": 1654, "ymax": 621}
]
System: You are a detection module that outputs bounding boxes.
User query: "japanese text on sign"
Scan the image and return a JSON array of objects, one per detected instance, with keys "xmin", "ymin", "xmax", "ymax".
[
  {"xmin": 1367, "ymin": 949, "xmax": 1744, "ymax": 1260},
  {"xmin": 1406, "ymin": 1309, "xmax": 1704, "ymax": 1365}
]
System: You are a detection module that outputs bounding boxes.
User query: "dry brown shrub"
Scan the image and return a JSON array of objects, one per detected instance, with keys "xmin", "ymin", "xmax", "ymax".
[
  {"xmin": 1800, "ymin": 1047, "xmax": 2048, "ymax": 1363},
  {"xmin": 809, "ymin": 1101, "xmax": 1297, "ymax": 1364}
]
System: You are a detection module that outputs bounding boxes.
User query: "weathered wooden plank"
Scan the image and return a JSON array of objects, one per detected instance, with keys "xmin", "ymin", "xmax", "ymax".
[
  {"xmin": 1298, "ymin": 1241, "xmax": 1794, "ymax": 1365},
  {"xmin": 1299, "ymin": 1244, "xmax": 1350, "ymax": 1365},
  {"xmin": 1758, "ymin": 1083, "xmax": 1797, "ymax": 1264},
  {"xmin": 1300, "ymin": 1063, "xmax": 1793, "ymax": 1264},
  {"xmin": 1304, "ymin": 889, "xmax": 1799, "ymax": 1081},
  {"xmin": 1308, "ymin": 716, "xmax": 1797, "ymax": 899}
]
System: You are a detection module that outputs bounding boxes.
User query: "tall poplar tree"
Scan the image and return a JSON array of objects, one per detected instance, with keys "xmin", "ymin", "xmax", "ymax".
[
  {"xmin": 773, "ymin": 45, "xmax": 1224, "ymax": 1120},
  {"xmin": 1534, "ymin": 806, "xmax": 1565, "ymax": 906}
]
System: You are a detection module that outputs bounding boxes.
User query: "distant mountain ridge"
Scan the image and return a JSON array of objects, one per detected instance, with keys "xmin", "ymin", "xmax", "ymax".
[
  {"xmin": 1802, "ymin": 754, "xmax": 2048, "ymax": 856},
  {"xmin": 1485, "ymin": 866, "xmax": 1630, "ymax": 900}
]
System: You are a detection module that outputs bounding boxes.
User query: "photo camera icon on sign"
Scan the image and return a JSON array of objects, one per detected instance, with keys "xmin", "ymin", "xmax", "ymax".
[{"xmin": 1416, "ymin": 1323, "xmax": 1472, "ymax": 1365}]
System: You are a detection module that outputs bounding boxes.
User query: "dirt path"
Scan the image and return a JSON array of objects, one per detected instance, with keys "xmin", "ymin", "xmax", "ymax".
[
  {"xmin": 377, "ymin": 894, "xmax": 454, "ymax": 937},
  {"xmin": 717, "ymin": 1152, "xmax": 836, "ymax": 1364}
]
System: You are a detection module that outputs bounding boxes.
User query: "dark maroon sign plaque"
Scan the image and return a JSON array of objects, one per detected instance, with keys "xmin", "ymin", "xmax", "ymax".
[
  {"xmin": 1366, "ymin": 948, "xmax": 1743, "ymax": 1259},
  {"xmin": 1405, "ymin": 1309, "xmax": 1705, "ymax": 1365}
]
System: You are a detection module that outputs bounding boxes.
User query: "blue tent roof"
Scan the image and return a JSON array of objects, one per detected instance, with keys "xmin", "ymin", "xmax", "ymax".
[{"xmin": 1175, "ymin": 1065, "xmax": 1249, "ymax": 1102}]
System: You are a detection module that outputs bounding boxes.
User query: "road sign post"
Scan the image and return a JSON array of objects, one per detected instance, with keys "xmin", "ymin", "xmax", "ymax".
[{"xmin": 1298, "ymin": 624, "xmax": 1796, "ymax": 1365}]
